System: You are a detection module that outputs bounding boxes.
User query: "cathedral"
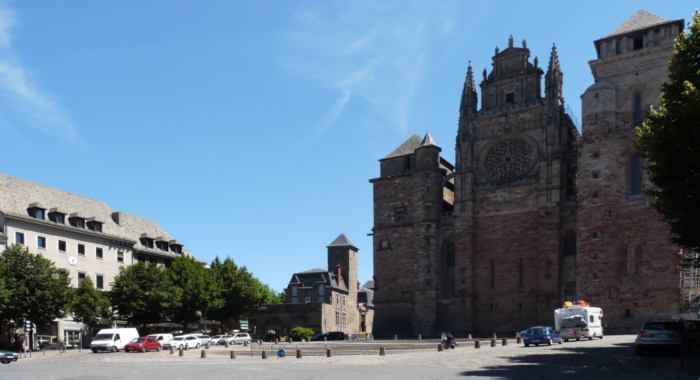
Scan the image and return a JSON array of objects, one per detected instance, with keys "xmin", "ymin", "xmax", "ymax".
[{"xmin": 370, "ymin": 10, "xmax": 685, "ymax": 336}]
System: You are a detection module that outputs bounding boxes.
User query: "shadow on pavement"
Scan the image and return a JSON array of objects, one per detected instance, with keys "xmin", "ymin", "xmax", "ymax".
[{"xmin": 458, "ymin": 342, "xmax": 699, "ymax": 379}]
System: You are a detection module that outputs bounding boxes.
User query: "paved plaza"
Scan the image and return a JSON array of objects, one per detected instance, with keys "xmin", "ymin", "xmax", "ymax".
[{"xmin": 1, "ymin": 335, "xmax": 697, "ymax": 379}]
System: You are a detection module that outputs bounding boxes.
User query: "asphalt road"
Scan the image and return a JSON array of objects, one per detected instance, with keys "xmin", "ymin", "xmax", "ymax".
[{"xmin": 1, "ymin": 335, "xmax": 697, "ymax": 379}]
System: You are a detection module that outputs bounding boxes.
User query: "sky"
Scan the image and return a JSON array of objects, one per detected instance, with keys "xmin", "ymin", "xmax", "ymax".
[{"xmin": 0, "ymin": 1, "xmax": 695, "ymax": 291}]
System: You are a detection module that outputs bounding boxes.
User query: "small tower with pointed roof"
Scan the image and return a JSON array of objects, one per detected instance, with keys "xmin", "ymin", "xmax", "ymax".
[{"xmin": 327, "ymin": 233, "xmax": 359, "ymax": 331}]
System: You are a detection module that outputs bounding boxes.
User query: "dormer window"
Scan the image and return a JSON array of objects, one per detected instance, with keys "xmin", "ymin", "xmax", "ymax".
[
  {"xmin": 140, "ymin": 234, "xmax": 155, "ymax": 249},
  {"xmin": 155, "ymin": 239, "xmax": 169, "ymax": 252},
  {"xmin": 27, "ymin": 203, "xmax": 46, "ymax": 220},
  {"xmin": 169, "ymin": 241, "xmax": 183, "ymax": 254},
  {"xmin": 48, "ymin": 209, "xmax": 66, "ymax": 224},
  {"xmin": 86, "ymin": 218, "xmax": 103, "ymax": 232},
  {"xmin": 69, "ymin": 213, "xmax": 85, "ymax": 229}
]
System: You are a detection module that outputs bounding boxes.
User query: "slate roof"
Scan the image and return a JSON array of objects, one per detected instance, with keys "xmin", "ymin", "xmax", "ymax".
[
  {"xmin": 288, "ymin": 269, "xmax": 347, "ymax": 291},
  {"xmin": 362, "ymin": 280, "xmax": 375, "ymax": 290},
  {"xmin": 606, "ymin": 10, "xmax": 670, "ymax": 37},
  {"xmin": 0, "ymin": 173, "xmax": 189, "ymax": 255},
  {"xmin": 419, "ymin": 132, "xmax": 437, "ymax": 147},
  {"xmin": 327, "ymin": 233, "xmax": 357, "ymax": 249},
  {"xmin": 384, "ymin": 134, "xmax": 422, "ymax": 159}
]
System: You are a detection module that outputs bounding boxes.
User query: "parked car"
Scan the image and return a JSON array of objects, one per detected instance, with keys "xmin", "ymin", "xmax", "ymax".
[
  {"xmin": 227, "ymin": 333, "xmax": 252, "ymax": 345},
  {"xmin": 90, "ymin": 328, "xmax": 140, "ymax": 353},
  {"xmin": 146, "ymin": 333, "xmax": 173, "ymax": 347},
  {"xmin": 197, "ymin": 335, "xmax": 212, "ymax": 346},
  {"xmin": 124, "ymin": 336, "xmax": 162, "ymax": 353},
  {"xmin": 522, "ymin": 326, "xmax": 563, "ymax": 347},
  {"xmin": 312, "ymin": 331, "xmax": 345, "ymax": 341},
  {"xmin": 635, "ymin": 319, "xmax": 684, "ymax": 355},
  {"xmin": 210, "ymin": 335, "xmax": 225, "ymax": 345},
  {"xmin": 165, "ymin": 335, "xmax": 201, "ymax": 350},
  {"xmin": 0, "ymin": 350, "xmax": 19, "ymax": 364}
]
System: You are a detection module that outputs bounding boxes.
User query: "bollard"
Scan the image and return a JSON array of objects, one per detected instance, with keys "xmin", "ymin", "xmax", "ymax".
[
  {"xmin": 262, "ymin": 350, "xmax": 268, "ymax": 359},
  {"xmin": 379, "ymin": 346, "xmax": 385, "ymax": 356},
  {"xmin": 438, "ymin": 344, "xmax": 444, "ymax": 352},
  {"xmin": 170, "ymin": 347, "xmax": 175, "ymax": 355},
  {"xmin": 491, "ymin": 339, "xmax": 496, "ymax": 347},
  {"xmin": 201, "ymin": 350, "xmax": 206, "ymax": 359},
  {"xmin": 418, "ymin": 334, "xmax": 422, "ymax": 341},
  {"xmin": 468, "ymin": 334, "xmax": 472, "ymax": 340},
  {"xmin": 296, "ymin": 349, "xmax": 302, "ymax": 359},
  {"xmin": 274, "ymin": 338, "xmax": 279, "ymax": 345},
  {"xmin": 244, "ymin": 340, "xmax": 248, "ymax": 347},
  {"xmin": 230, "ymin": 350, "xmax": 236, "ymax": 359},
  {"xmin": 475, "ymin": 340, "xmax": 480, "ymax": 349},
  {"xmin": 179, "ymin": 348, "xmax": 184, "ymax": 357},
  {"xmin": 517, "ymin": 336, "xmax": 522, "ymax": 344},
  {"xmin": 326, "ymin": 348, "xmax": 332, "ymax": 358},
  {"xmin": 393, "ymin": 334, "xmax": 398, "ymax": 341},
  {"xmin": 493, "ymin": 332, "xmax": 497, "ymax": 339},
  {"xmin": 502, "ymin": 338, "xmax": 507, "ymax": 346},
  {"xmin": 290, "ymin": 337, "xmax": 293, "ymax": 343},
  {"xmin": 206, "ymin": 343, "xmax": 210, "ymax": 350},
  {"xmin": 324, "ymin": 336, "xmax": 327, "ymax": 342}
]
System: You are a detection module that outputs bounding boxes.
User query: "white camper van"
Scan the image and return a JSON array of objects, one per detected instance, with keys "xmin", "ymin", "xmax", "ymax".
[
  {"xmin": 90, "ymin": 328, "xmax": 140, "ymax": 352},
  {"xmin": 554, "ymin": 305, "xmax": 604, "ymax": 341}
]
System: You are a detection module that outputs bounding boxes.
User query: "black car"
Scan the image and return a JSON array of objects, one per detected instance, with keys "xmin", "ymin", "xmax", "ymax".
[
  {"xmin": 312, "ymin": 331, "xmax": 345, "ymax": 341},
  {"xmin": 0, "ymin": 350, "xmax": 19, "ymax": 364}
]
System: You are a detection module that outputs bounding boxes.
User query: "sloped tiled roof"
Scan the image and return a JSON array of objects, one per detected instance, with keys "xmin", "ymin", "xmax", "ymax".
[
  {"xmin": 288, "ymin": 269, "xmax": 347, "ymax": 291},
  {"xmin": 327, "ymin": 233, "xmax": 357, "ymax": 249},
  {"xmin": 607, "ymin": 10, "xmax": 668, "ymax": 37},
  {"xmin": 384, "ymin": 134, "xmax": 422, "ymax": 159}
]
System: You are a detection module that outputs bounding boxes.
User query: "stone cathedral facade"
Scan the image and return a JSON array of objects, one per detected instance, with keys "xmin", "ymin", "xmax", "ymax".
[{"xmin": 370, "ymin": 11, "xmax": 684, "ymax": 337}]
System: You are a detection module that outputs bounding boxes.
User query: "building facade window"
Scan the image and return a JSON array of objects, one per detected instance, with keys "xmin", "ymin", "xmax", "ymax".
[
  {"xmin": 78, "ymin": 272, "xmax": 86, "ymax": 286},
  {"xmin": 78, "ymin": 244, "xmax": 85, "ymax": 256},
  {"xmin": 49, "ymin": 212, "xmax": 65, "ymax": 224},
  {"xmin": 30, "ymin": 208, "xmax": 45, "ymax": 219},
  {"xmin": 291, "ymin": 286, "xmax": 298, "ymax": 304},
  {"xmin": 15, "ymin": 232, "xmax": 24, "ymax": 245},
  {"xmin": 96, "ymin": 275, "xmax": 104, "ymax": 290},
  {"xmin": 96, "ymin": 247, "xmax": 103, "ymax": 259},
  {"xmin": 87, "ymin": 221, "xmax": 102, "ymax": 232},
  {"xmin": 37, "ymin": 236, "xmax": 46, "ymax": 249},
  {"xmin": 69, "ymin": 217, "xmax": 85, "ymax": 229},
  {"xmin": 304, "ymin": 296, "xmax": 311, "ymax": 304},
  {"xmin": 58, "ymin": 240, "xmax": 66, "ymax": 252},
  {"xmin": 117, "ymin": 251, "xmax": 124, "ymax": 263}
]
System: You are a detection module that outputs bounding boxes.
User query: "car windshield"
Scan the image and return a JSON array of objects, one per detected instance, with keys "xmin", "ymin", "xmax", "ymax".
[
  {"xmin": 643, "ymin": 322, "xmax": 682, "ymax": 331},
  {"xmin": 94, "ymin": 334, "xmax": 113, "ymax": 340},
  {"xmin": 527, "ymin": 328, "xmax": 547, "ymax": 335},
  {"xmin": 135, "ymin": 338, "xmax": 145, "ymax": 343}
]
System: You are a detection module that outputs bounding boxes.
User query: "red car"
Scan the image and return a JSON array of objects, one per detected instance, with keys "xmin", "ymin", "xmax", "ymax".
[{"xmin": 124, "ymin": 336, "xmax": 161, "ymax": 352}]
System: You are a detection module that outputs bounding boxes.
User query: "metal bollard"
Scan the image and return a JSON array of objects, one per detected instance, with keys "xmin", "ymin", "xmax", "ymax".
[
  {"xmin": 502, "ymin": 338, "xmax": 507, "ymax": 346},
  {"xmin": 517, "ymin": 336, "xmax": 522, "ymax": 344},
  {"xmin": 438, "ymin": 344, "xmax": 444, "ymax": 352},
  {"xmin": 289, "ymin": 337, "xmax": 293, "ymax": 343},
  {"xmin": 475, "ymin": 340, "xmax": 480, "ymax": 349},
  {"xmin": 170, "ymin": 347, "xmax": 175, "ymax": 355},
  {"xmin": 201, "ymin": 350, "xmax": 206, "ymax": 359},
  {"xmin": 393, "ymin": 334, "xmax": 398, "ymax": 341},
  {"xmin": 243, "ymin": 340, "xmax": 248, "ymax": 347},
  {"xmin": 326, "ymin": 348, "xmax": 332, "ymax": 357},
  {"xmin": 230, "ymin": 350, "xmax": 236, "ymax": 359},
  {"xmin": 179, "ymin": 348, "xmax": 184, "ymax": 357},
  {"xmin": 379, "ymin": 346, "xmax": 385, "ymax": 356},
  {"xmin": 468, "ymin": 334, "xmax": 472, "ymax": 340},
  {"xmin": 493, "ymin": 332, "xmax": 497, "ymax": 339},
  {"xmin": 262, "ymin": 350, "xmax": 267, "ymax": 359},
  {"xmin": 225, "ymin": 341, "xmax": 229, "ymax": 348},
  {"xmin": 296, "ymin": 349, "xmax": 302, "ymax": 359},
  {"xmin": 418, "ymin": 334, "xmax": 422, "ymax": 341}
]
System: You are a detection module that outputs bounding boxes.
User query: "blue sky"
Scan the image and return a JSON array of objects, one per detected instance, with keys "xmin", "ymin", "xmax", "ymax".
[{"xmin": 0, "ymin": 1, "xmax": 694, "ymax": 291}]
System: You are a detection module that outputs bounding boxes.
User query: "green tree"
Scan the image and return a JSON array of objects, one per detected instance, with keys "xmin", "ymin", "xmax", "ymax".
[
  {"xmin": 0, "ymin": 277, "xmax": 10, "ymax": 314},
  {"xmin": 637, "ymin": 12, "xmax": 700, "ymax": 251},
  {"xmin": 257, "ymin": 282, "xmax": 284, "ymax": 305},
  {"xmin": 289, "ymin": 326, "xmax": 314, "ymax": 342},
  {"xmin": 209, "ymin": 257, "xmax": 259, "ymax": 329},
  {"xmin": 70, "ymin": 276, "xmax": 109, "ymax": 327},
  {"xmin": 109, "ymin": 263, "xmax": 179, "ymax": 328},
  {"xmin": 166, "ymin": 255, "xmax": 222, "ymax": 331},
  {"xmin": 0, "ymin": 245, "xmax": 72, "ymax": 332}
]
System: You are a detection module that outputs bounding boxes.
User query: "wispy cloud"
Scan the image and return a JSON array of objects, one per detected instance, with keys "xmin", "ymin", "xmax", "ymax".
[
  {"xmin": 283, "ymin": 0, "xmax": 461, "ymax": 145},
  {"xmin": 0, "ymin": 5, "xmax": 76, "ymax": 140}
]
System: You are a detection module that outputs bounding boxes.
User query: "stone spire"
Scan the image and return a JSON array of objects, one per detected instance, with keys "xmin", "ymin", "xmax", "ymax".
[
  {"xmin": 419, "ymin": 132, "xmax": 437, "ymax": 147},
  {"xmin": 508, "ymin": 34, "xmax": 514, "ymax": 48},
  {"xmin": 545, "ymin": 43, "xmax": 563, "ymax": 105},
  {"xmin": 459, "ymin": 61, "xmax": 478, "ymax": 127}
]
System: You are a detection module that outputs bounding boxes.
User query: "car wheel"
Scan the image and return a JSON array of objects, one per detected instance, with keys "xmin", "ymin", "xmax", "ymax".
[
  {"xmin": 576, "ymin": 337, "xmax": 580, "ymax": 341},
  {"xmin": 558, "ymin": 338, "xmax": 563, "ymax": 344},
  {"xmin": 1, "ymin": 360, "xmax": 9, "ymax": 364},
  {"xmin": 524, "ymin": 343, "xmax": 529, "ymax": 347},
  {"xmin": 599, "ymin": 335, "xmax": 604, "ymax": 339},
  {"xmin": 92, "ymin": 349, "xmax": 97, "ymax": 353},
  {"xmin": 588, "ymin": 337, "xmax": 593, "ymax": 341},
  {"xmin": 247, "ymin": 340, "xmax": 251, "ymax": 345},
  {"xmin": 110, "ymin": 346, "xmax": 117, "ymax": 353},
  {"xmin": 141, "ymin": 347, "xmax": 147, "ymax": 353}
]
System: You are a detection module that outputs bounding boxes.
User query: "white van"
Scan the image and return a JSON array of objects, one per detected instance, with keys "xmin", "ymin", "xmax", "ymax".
[
  {"xmin": 554, "ymin": 306, "xmax": 604, "ymax": 341},
  {"xmin": 146, "ymin": 333, "xmax": 174, "ymax": 347},
  {"xmin": 90, "ymin": 328, "xmax": 140, "ymax": 352}
]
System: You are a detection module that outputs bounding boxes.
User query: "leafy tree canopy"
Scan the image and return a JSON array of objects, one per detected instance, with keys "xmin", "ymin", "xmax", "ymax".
[
  {"xmin": 110, "ymin": 263, "xmax": 180, "ymax": 327},
  {"xmin": 0, "ymin": 245, "xmax": 72, "ymax": 328},
  {"xmin": 167, "ymin": 255, "xmax": 222, "ymax": 329},
  {"xmin": 70, "ymin": 276, "xmax": 109, "ymax": 327},
  {"xmin": 637, "ymin": 12, "xmax": 700, "ymax": 251}
]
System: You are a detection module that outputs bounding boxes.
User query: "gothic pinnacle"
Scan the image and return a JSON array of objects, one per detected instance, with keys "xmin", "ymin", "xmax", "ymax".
[
  {"xmin": 548, "ymin": 43, "xmax": 561, "ymax": 73},
  {"xmin": 466, "ymin": 61, "xmax": 475, "ymax": 90},
  {"xmin": 508, "ymin": 34, "xmax": 514, "ymax": 48},
  {"xmin": 522, "ymin": 39, "xmax": 527, "ymax": 49}
]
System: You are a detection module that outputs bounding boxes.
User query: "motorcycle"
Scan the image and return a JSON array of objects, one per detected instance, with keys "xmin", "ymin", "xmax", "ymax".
[{"xmin": 441, "ymin": 333, "xmax": 456, "ymax": 349}]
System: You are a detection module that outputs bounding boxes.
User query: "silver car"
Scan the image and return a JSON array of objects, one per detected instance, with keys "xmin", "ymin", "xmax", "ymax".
[{"xmin": 634, "ymin": 319, "xmax": 683, "ymax": 355}]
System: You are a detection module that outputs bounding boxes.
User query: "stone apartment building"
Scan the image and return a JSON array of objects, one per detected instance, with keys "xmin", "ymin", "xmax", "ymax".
[
  {"xmin": 370, "ymin": 10, "xmax": 685, "ymax": 337},
  {"xmin": 0, "ymin": 174, "xmax": 191, "ymax": 344},
  {"xmin": 250, "ymin": 234, "xmax": 374, "ymax": 337}
]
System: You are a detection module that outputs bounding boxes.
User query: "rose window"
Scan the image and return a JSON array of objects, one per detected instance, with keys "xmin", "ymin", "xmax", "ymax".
[{"xmin": 483, "ymin": 138, "xmax": 534, "ymax": 181}]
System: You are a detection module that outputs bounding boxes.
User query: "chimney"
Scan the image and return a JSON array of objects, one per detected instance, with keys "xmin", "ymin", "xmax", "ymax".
[{"xmin": 336, "ymin": 264, "xmax": 343, "ymax": 288}]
